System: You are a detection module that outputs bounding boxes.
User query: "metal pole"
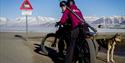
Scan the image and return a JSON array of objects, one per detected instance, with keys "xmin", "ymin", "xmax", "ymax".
[{"xmin": 26, "ymin": 15, "xmax": 28, "ymax": 41}]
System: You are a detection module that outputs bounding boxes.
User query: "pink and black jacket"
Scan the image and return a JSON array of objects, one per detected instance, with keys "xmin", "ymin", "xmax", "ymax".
[{"xmin": 60, "ymin": 4, "xmax": 89, "ymax": 31}]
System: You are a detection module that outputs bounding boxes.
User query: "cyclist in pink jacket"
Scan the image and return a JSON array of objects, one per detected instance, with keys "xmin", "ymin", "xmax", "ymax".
[
  {"xmin": 57, "ymin": 0, "xmax": 89, "ymax": 63},
  {"xmin": 59, "ymin": 0, "xmax": 89, "ymax": 31}
]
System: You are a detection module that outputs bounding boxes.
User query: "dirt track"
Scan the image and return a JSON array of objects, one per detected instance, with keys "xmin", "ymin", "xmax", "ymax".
[{"xmin": 0, "ymin": 32, "xmax": 125, "ymax": 63}]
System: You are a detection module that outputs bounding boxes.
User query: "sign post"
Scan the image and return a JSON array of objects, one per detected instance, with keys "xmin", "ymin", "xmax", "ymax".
[
  {"xmin": 26, "ymin": 15, "xmax": 28, "ymax": 41},
  {"xmin": 20, "ymin": 0, "xmax": 33, "ymax": 41}
]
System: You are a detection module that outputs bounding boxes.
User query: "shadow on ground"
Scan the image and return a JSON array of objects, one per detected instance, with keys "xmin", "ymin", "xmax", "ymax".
[
  {"xmin": 14, "ymin": 35, "xmax": 27, "ymax": 41},
  {"xmin": 96, "ymin": 56, "xmax": 107, "ymax": 62},
  {"xmin": 34, "ymin": 44, "xmax": 64, "ymax": 63}
]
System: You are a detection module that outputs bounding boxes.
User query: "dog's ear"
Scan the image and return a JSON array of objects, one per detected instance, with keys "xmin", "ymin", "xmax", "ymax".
[
  {"xmin": 115, "ymin": 33, "xmax": 121, "ymax": 36},
  {"xmin": 116, "ymin": 33, "xmax": 119, "ymax": 35}
]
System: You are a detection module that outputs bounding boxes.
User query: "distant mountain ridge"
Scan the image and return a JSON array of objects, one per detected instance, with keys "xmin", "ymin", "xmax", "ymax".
[
  {"xmin": 92, "ymin": 16, "xmax": 125, "ymax": 25},
  {"xmin": 1, "ymin": 16, "xmax": 125, "ymax": 26},
  {"xmin": 0, "ymin": 16, "xmax": 125, "ymax": 32}
]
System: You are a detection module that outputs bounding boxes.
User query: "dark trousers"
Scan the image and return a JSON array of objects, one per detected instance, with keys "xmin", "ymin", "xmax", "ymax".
[
  {"xmin": 65, "ymin": 27, "xmax": 79, "ymax": 63},
  {"xmin": 58, "ymin": 31, "xmax": 70, "ymax": 58}
]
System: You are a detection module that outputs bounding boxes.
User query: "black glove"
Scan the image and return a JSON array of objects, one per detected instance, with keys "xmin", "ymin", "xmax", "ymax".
[{"xmin": 55, "ymin": 22, "xmax": 60, "ymax": 27}]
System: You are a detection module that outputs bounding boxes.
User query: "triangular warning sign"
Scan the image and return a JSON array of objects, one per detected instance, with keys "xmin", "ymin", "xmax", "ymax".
[{"xmin": 20, "ymin": 0, "xmax": 33, "ymax": 10}]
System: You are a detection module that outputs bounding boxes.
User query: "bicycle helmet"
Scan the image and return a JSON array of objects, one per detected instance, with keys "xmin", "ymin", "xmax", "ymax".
[{"xmin": 60, "ymin": 1, "xmax": 67, "ymax": 7}]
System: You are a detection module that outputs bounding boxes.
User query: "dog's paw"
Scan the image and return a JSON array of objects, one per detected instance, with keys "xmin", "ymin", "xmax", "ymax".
[
  {"xmin": 106, "ymin": 61, "xmax": 111, "ymax": 63},
  {"xmin": 110, "ymin": 60, "xmax": 115, "ymax": 63}
]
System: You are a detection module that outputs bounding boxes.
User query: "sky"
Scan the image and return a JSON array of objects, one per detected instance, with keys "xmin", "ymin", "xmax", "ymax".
[{"xmin": 0, "ymin": 0, "xmax": 125, "ymax": 19}]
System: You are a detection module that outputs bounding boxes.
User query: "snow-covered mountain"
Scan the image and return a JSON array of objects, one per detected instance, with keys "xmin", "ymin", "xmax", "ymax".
[
  {"xmin": 0, "ymin": 17, "xmax": 8, "ymax": 26},
  {"xmin": 0, "ymin": 16, "xmax": 58, "ymax": 32},
  {"xmin": 11, "ymin": 16, "xmax": 57, "ymax": 26},
  {"xmin": 92, "ymin": 16, "xmax": 125, "ymax": 25},
  {"xmin": 0, "ymin": 16, "xmax": 125, "ymax": 32},
  {"xmin": 84, "ymin": 16, "xmax": 100, "ymax": 23},
  {"xmin": 0, "ymin": 16, "xmax": 100, "ymax": 26},
  {"xmin": 91, "ymin": 16, "xmax": 125, "ymax": 28}
]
